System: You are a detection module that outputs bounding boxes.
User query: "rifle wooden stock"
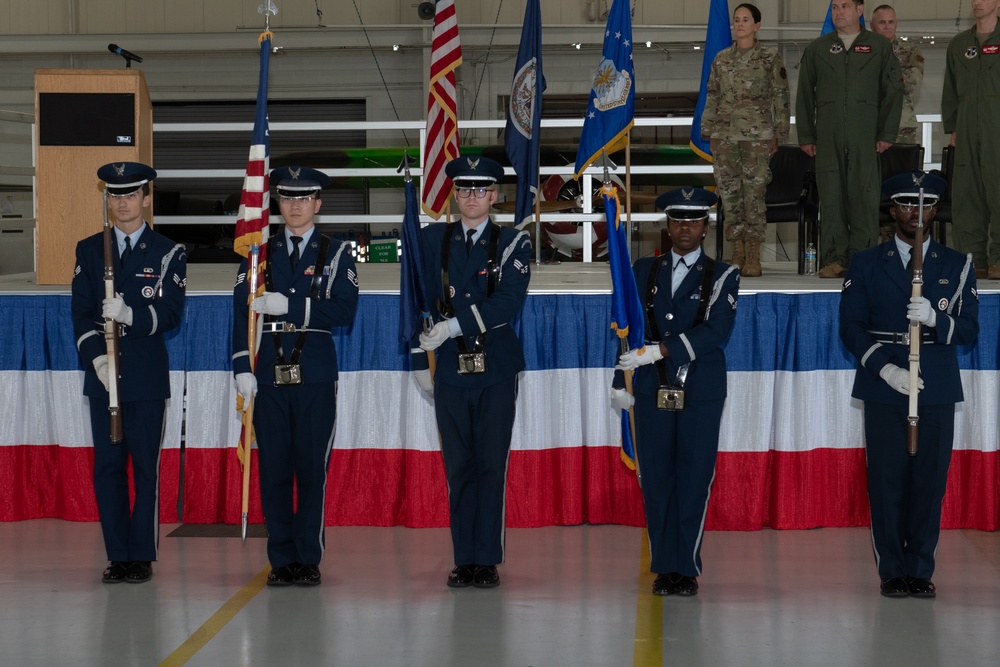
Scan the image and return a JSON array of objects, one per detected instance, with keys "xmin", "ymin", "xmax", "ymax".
[
  {"xmin": 906, "ymin": 190, "xmax": 926, "ymax": 457},
  {"xmin": 241, "ymin": 245, "xmax": 261, "ymax": 542},
  {"xmin": 102, "ymin": 199, "xmax": 124, "ymax": 444}
]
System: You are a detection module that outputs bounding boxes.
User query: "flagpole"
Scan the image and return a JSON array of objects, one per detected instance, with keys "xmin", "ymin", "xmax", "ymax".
[
  {"xmin": 625, "ymin": 132, "xmax": 633, "ymax": 251},
  {"xmin": 534, "ymin": 173, "xmax": 541, "ymax": 265},
  {"xmin": 602, "ymin": 151, "xmax": 642, "ymax": 486},
  {"xmin": 240, "ymin": 246, "xmax": 261, "ymax": 542}
]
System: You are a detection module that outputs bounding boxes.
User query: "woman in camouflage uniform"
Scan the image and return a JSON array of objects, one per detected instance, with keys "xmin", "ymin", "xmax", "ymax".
[{"xmin": 701, "ymin": 3, "xmax": 790, "ymax": 277}]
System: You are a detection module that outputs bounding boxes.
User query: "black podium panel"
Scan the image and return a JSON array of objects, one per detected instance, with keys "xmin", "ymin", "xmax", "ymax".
[{"xmin": 38, "ymin": 93, "xmax": 136, "ymax": 146}]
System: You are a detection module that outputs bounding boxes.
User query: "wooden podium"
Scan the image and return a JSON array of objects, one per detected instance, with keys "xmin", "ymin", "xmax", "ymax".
[{"xmin": 34, "ymin": 69, "xmax": 153, "ymax": 284}]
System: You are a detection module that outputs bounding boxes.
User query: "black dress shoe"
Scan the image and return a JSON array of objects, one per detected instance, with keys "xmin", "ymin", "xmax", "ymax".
[
  {"xmin": 672, "ymin": 575, "xmax": 698, "ymax": 597},
  {"xmin": 907, "ymin": 577, "xmax": 936, "ymax": 598},
  {"xmin": 880, "ymin": 577, "xmax": 909, "ymax": 598},
  {"xmin": 102, "ymin": 561, "xmax": 129, "ymax": 584},
  {"xmin": 652, "ymin": 573, "xmax": 676, "ymax": 596},
  {"xmin": 447, "ymin": 564, "xmax": 476, "ymax": 588},
  {"xmin": 294, "ymin": 564, "xmax": 322, "ymax": 586},
  {"xmin": 473, "ymin": 565, "xmax": 500, "ymax": 588},
  {"xmin": 266, "ymin": 564, "xmax": 296, "ymax": 586},
  {"xmin": 126, "ymin": 561, "xmax": 152, "ymax": 584}
]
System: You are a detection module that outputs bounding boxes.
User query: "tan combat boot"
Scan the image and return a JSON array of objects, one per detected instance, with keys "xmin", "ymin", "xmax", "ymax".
[
  {"xmin": 742, "ymin": 237, "xmax": 762, "ymax": 277},
  {"xmin": 730, "ymin": 239, "xmax": 745, "ymax": 269}
]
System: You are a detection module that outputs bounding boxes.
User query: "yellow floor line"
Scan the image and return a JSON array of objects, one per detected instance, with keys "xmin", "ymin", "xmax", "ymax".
[
  {"xmin": 633, "ymin": 528, "xmax": 664, "ymax": 667},
  {"xmin": 159, "ymin": 566, "xmax": 270, "ymax": 667}
]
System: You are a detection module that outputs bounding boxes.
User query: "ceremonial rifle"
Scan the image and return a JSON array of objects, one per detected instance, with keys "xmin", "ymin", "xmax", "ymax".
[
  {"xmin": 101, "ymin": 191, "xmax": 124, "ymax": 444},
  {"xmin": 240, "ymin": 244, "xmax": 261, "ymax": 542},
  {"xmin": 906, "ymin": 188, "xmax": 925, "ymax": 457}
]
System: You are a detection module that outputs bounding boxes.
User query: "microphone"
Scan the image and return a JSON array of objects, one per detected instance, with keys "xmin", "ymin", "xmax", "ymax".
[{"xmin": 108, "ymin": 44, "xmax": 143, "ymax": 63}]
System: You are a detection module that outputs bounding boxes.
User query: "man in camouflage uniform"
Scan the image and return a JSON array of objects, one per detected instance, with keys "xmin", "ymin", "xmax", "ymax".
[
  {"xmin": 871, "ymin": 4, "xmax": 925, "ymax": 243},
  {"xmin": 702, "ymin": 3, "xmax": 790, "ymax": 277},
  {"xmin": 942, "ymin": 0, "xmax": 1000, "ymax": 280},
  {"xmin": 796, "ymin": 0, "xmax": 903, "ymax": 278},
  {"xmin": 872, "ymin": 5, "xmax": 924, "ymax": 145}
]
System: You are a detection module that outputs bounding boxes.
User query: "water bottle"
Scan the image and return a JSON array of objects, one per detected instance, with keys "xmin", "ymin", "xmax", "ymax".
[{"xmin": 805, "ymin": 243, "xmax": 817, "ymax": 275}]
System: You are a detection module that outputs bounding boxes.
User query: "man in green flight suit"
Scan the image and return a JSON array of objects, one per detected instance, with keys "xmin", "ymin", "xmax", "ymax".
[
  {"xmin": 796, "ymin": 0, "xmax": 903, "ymax": 278},
  {"xmin": 942, "ymin": 0, "xmax": 1000, "ymax": 280}
]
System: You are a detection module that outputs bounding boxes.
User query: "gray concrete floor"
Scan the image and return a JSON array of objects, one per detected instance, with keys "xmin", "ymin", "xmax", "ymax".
[{"xmin": 0, "ymin": 521, "xmax": 998, "ymax": 666}]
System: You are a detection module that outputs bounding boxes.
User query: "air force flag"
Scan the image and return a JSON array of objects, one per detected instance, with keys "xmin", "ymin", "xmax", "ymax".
[{"xmin": 573, "ymin": 0, "xmax": 635, "ymax": 179}]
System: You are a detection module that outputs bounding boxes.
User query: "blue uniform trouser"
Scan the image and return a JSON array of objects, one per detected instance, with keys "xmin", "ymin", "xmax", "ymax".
[
  {"xmin": 863, "ymin": 402, "xmax": 954, "ymax": 580},
  {"xmin": 634, "ymin": 397, "xmax": 724, "ymax": 577},
  {"xmin": 254, "ymin": 381, "xmax": 337, "ymax": 568},
  {"xmin": 88, "ymin": 396, "xmax": 165, "ymax": 562},
  {"xmin": 434, "ymin": 376, "xmax": 517, "ymax": 566}
]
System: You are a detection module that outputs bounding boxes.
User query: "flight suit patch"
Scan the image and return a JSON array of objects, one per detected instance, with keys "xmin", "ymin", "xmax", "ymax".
[
  {"xmin": 966, "ymin": 46, "xmax": 978, "ymax": 59},
  {"xmin": 983, "ymin": 45, "xmax": 999, "ymax": 55},
  {"xmin": 853, "ymin": 45, "xmax": 871, "ymax": 53}
]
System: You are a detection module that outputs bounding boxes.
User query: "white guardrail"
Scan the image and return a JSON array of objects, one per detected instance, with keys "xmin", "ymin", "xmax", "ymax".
[{"xmin": 5, "ymin": 112, "xmax": 945, "ymax": 263}]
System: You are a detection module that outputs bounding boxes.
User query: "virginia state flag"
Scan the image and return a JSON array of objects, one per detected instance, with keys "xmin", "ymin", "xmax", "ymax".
[
  {"xmin": 603, "ymin": 183, "xmax": 644, "ymax": 469},
  {"xmin": 573, "ymin": 0, "xmax": 634, "ymax": 179},
  {"xmin": 399, "ymin": 178, "xmax": 430, "ymax": 344},
  {"xmin": 504, "ymin": 0, "xmax": 546, "ymax": 227},
  {"xmin": 689, "ymin": 0, "xmax": 732, "ymax": 161},
  {"xmin": 822, "ymin": 2, "xmax": 865, "ymax": 34}
]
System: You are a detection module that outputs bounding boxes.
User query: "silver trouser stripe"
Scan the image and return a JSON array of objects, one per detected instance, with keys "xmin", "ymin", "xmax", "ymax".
[
  {"xmin": 147, "ymin": 305, "xmax": 158, "ymax": 335},
  {"xmin": 77, "ymin": 330, "xmax": 99, "ymax": 351},
  {"xmin": 692, "ymin": 467, "xmax": 717, "ymax": 577},
  {"xmin": 944, "ymin": 315, "xmax": 955, "ymax": 346},
  {"xmin": 679, "ymin": 332, "xmax": 696, "ymax": 361},
  {"xmin": 317, "ymin": 382, "xmax": 338, "ymax": 558},
  {"xmin": 233, "ymin": 350, "xmax": 250, "ymax": 362},
  {"xmin": 303, "ymin": 298, "xmax": 311, "ymax": 328}
]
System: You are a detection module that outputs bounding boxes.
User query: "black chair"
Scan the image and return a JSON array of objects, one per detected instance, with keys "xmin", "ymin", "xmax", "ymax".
[
  {"xmin": 933, "ymin": 145, "xmax": 955, "ymax": 245},
  {"xmin": 715, "ymin": 145, "xmax": 818, "ymax": 274},
  {"xmin": 878, "ymin": 143, "xmax": 924, "ymax": 225}
]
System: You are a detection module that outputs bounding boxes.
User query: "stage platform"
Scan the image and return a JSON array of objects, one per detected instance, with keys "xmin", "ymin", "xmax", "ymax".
[
  {"xmin": 2, "ymin": 260, "xmax": 949, "ymax": 296},
  {"xmin": 0, "ymin": 260, "xmax": 997, "ymax": 533}
]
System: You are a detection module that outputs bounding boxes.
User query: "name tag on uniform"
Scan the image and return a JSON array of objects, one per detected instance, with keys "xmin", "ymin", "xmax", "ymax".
[
  {"xmin": 983, "ymin": 45, "xmax": 1000, "ymax": 55},
  {"xmin": 853, "ymin": 45, "xmax": 871, "ymax": 53}
]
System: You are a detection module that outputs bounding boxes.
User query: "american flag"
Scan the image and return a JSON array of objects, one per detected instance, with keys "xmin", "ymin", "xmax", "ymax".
[
  {"xmin": 421, "ymin": 0, "xmax": 463, "ymax": 219},
  {"xmin": 233, "ymin": 32, "xmax": 272, "ymax": 471},
  {"xmin": 233, "ymin": 33, "xmax": 271, "ymax": 265}
]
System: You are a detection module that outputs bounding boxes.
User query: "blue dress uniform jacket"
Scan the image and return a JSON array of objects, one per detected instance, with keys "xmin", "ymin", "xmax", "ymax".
[
  {"xmin": 232, "ymin": 231, "xmax": 359, "ymax": 383},
  {"xmin": 614, "ymin": 254, "xmax": 740, "ymax": 577},
  {"xmin": 840, "ymin": 239, "xmax": 979, "ymax": 405},
  {"xmin": 232, "ymin": 228, "xmax": 359, "ymax": 569},
  {"xmin": 412, "ymin": 220, "xmax": 531, "ymax": 567},
  {"xmin": 71, "ymin": 224, "xmax": 187, "ymax": 563},
  {"xmin": 411, "ymin": 221, "xmax": 531, "ymax": 386},
  {"xmin": 839, "ymin": 239, "xmax": 978, "ymax": 581},
  {"xmin": 72, "ymin": 226, "xmax": 186, "ymax": 399}
]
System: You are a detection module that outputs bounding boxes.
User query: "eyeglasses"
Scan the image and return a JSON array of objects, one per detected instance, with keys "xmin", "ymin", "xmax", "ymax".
[
  {"xmin": 895, "ymin": 202, "xmax": 936, "ymax": 213},
  {"xmin": 108, "ymin": 191, "xmax": 142, "ymax": 201},
  {"xmin": 455, "ymin": 187, "xmax": 493, "ymax": 200},
  {"xmin": 278, "ymin": 195, "xmax": 318, "ymax": 203}
]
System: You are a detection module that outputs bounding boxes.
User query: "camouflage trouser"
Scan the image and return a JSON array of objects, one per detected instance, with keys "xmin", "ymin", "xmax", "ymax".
[
  {"xmin": 896, "ymin": 127, "xmax": 918, "ymax": 145},
  {"xmin": 713, "ymin": 139, "xmax": 772, "ymax": 242}
]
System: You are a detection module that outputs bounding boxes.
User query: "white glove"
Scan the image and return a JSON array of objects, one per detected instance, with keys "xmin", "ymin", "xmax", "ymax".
[
  {"xmin": 879, "ymin": 364, "xmax": 924, "ymax": 396},
  {"xmin": 252, "ymin": 292, "xmax": 289, "ymax": 316},
  {"xmin": 907, "ymin": 296, "xmax": 936, "ymax": 328},
  {"xmin": 102, "ymin": 296, "xmax": 133, "ymax": 326},
  {"xmin": 93, "ymin": 355, "xmax": 111, "ymax": 393},
  {"xmin": 235, "ymin": 372, "xmax": 258, "ymax": 405},
  {"xmin": 611, "ymin": 387, "xmax": 634, "ymax": 411},
  {"xmin": 419, "ymin": 321, "xmax": 451, "ymax": 352},
  {"xmin": 413, "ymin": 369, "xmax": 434, "ymax": 394},
  {"xmin": 616, "ymin": 345, "xmax": 663, "ymax": 371}
]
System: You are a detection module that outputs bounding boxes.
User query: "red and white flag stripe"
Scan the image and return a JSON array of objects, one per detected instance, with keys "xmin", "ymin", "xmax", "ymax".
[{"xmin": 421, "ymin": 0, "xmax": 462, "ymax": 220}]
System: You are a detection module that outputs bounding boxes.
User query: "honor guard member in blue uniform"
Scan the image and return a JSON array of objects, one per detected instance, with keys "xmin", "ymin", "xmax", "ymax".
[
  {"xmin": 232, "ymin": 166, "xmax": 359, "ymax": 587},
  {"xmin": 612, "ymin": 188, "xmax": 740, "ymax": 597},
  {"xmin": 412, "ymin": 155, "xmax": 531, "ymax": 589},
  {"xmin": 71, "ymin": 162, "xmax": 187, "ymax": 584},
  {"xmin": 840, "ymin": 172, "xmax": 979, "ymax": 598}
]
